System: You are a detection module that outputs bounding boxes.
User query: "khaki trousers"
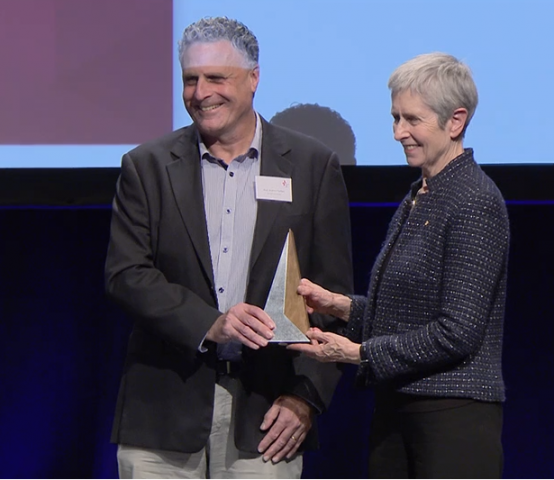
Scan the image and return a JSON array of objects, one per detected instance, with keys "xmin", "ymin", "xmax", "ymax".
[{"xmin": 117, "ymin": 375, "xmax": 303, "ymax": 479}]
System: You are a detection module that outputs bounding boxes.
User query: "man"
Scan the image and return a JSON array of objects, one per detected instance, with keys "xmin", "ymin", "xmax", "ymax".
[{"xmin": 105, "ymin": 16, "xmax": 353, "ymax": 479}]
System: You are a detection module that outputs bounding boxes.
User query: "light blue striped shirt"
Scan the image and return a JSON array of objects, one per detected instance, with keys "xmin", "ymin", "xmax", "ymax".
[{"xmin": 199, "ymin": 114, "xmax": 262, "ymax": 359}]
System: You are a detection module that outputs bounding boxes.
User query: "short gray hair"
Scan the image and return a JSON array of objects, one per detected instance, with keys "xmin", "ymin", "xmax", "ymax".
[
  {"xmin": 388, "ymin": 52, "xmax": 478, "ymax": 136},
  {"xmin": 178, "ymin": 16, "xmax": 259, "ymax": 69}
]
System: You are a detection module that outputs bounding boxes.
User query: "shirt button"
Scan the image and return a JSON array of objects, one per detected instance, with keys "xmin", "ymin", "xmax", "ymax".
[
  {"xmin": 226, "ymin": 208, "xmax": 231, "ymax": 214},
  {"xmin": 229, "ymin": 172, "xmax": 234, "ymax": 177},
  {"xmin": 218, "ymin": 287, "xmax": 224, "ymax": 293},
  {"xmin": 223, "ymin": 247, "xmax": 228, "ymax": 253}
]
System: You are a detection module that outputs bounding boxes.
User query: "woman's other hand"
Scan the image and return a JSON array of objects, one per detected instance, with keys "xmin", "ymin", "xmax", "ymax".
[
  {"xmin": 297, "ymin": 278, "xmax": 352, "ymax": 321},
  {"xmin": 287, "ymin": 327, "xmax": 361, "ymax": 364}
]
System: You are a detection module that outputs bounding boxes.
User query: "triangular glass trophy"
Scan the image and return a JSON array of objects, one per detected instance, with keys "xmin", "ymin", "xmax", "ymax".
[{"xmin": 264, "ymin": 229, "xmax": 310, "ymax": 343}]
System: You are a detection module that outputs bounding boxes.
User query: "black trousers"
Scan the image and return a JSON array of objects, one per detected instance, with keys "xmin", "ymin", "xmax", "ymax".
[{"xmin": 369, "ymin": 390, "xmax": 503, "ymax": 479}]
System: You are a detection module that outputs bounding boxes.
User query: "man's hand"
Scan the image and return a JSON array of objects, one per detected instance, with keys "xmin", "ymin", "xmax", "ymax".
[
  {"xmin": 206, "ymin": 303, "xmax": 275, "ymax": 349},
  {"xmin": 287, "ymin": 327, "xmax": 361, "ymax": 364},
  {"xmin": 257, "ymin": 395, "xmax": 313, "ymax": 463}
]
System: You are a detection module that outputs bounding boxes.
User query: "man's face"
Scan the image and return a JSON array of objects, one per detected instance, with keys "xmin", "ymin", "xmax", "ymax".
[{"xmin": 181, "ymin": 41, "xmax": 259, "ymax": 142}]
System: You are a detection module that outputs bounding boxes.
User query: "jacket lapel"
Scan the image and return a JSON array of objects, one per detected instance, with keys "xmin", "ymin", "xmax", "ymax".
[
  {"xmin": 167, "ymin": 127, "xmax": 215, "ymax": 287},
  {"xmin": 364, "ymin": 198, "xmax": 411, "ymax": 331},
  {"xmin": 249, "ymin": 118, "xmax": 293, "ymax": 270}
]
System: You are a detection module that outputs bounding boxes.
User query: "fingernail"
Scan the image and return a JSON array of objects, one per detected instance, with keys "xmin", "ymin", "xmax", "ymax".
[{"xmin": 263, "ymin": 456, "xmax": 269, "ymax": 462}]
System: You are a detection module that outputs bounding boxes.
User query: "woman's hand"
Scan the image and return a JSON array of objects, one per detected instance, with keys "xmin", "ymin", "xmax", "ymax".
[
  {"xmin": 287, "ymin": 327, "xmax": 361, "ymax": 364},
  {"xmin": 297, "ymin": 278, "xmax": 352, "ymax": 321}
]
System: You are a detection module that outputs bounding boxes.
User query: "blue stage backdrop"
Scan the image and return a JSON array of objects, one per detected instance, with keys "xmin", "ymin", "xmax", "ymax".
[{"xmin": 0, "ymin": 203, "xmax": 553, "ymax": 478}]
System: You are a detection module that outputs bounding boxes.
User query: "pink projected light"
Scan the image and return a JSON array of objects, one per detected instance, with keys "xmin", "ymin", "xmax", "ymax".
[{"xmin": 0, "ymin": 0, "xmax": 173, "ymax": 145}]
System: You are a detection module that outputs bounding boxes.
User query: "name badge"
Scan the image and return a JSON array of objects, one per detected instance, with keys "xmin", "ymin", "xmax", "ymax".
[{"xmin": 255, "ymin": 176, "xmax": 292, "ymax": 202}]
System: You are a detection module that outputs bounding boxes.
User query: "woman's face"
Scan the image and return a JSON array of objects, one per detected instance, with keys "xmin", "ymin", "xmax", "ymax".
[{"xmin": 391, "ymin": 90, "xmax": 461, "ymax": 178}]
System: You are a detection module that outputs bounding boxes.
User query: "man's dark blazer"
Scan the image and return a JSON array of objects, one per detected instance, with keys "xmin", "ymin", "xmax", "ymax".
[{"xmin": 105, "ymin": 116, "xmax": 353, "ymax": 454}]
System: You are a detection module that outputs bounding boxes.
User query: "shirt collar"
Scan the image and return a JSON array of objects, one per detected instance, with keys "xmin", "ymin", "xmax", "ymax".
[
  {"xmin": 410, "ymin": 147, "xmax": 475, "ymax": 197},
  {"xmin": 198, "ymin": 112, "xmax": 262, "ymax": 163}
]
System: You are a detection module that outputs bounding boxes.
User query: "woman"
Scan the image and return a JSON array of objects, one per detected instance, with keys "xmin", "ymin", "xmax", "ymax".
[{"xmin": 289, "ymin": 53, "xmax": 510, "ymax": 478}]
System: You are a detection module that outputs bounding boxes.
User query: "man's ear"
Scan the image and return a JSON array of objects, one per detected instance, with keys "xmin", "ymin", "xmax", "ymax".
[{"xmin": 250, "ymin": 66, "xmax": 260, "ymax": 94}]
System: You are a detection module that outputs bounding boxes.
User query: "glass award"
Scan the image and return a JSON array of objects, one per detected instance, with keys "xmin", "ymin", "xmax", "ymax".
[{"xmin": 265, "ymin": 229, "xmax": 310, "ymax": 343}]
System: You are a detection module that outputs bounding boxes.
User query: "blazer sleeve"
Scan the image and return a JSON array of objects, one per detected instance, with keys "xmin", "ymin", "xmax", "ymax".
[
  {"xmin": 105, "ymin": 153, "xmax": 221, "ymax": 362},
  {"xmin": 285, "ymin": 151, "xmax": 354, "ymax": 412},
  {"xmin": 344, "ymin": 294, "xmax": 368, "ymax": 343}
]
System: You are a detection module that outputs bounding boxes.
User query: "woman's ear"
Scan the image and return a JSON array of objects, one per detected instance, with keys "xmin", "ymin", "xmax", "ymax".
[{"xmin": 449, "ymin": 108, "xmax": 468, "ymax": 139}]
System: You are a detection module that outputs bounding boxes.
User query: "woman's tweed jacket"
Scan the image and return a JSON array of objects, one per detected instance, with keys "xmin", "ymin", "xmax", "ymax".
[{"xmin": 346, "ymin": 149, "xmax": 510, "ymax": 402}]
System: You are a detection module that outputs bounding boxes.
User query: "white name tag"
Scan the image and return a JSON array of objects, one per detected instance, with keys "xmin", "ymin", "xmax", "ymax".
[{"xmin": 255, "ymin": 176, "xmax": 292, "ymax": 202}]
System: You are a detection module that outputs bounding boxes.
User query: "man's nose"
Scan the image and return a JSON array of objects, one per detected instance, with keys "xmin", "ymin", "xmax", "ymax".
[{"xmin": 193, "ymin": 77, "xmax": 211, "ymax": 101}]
